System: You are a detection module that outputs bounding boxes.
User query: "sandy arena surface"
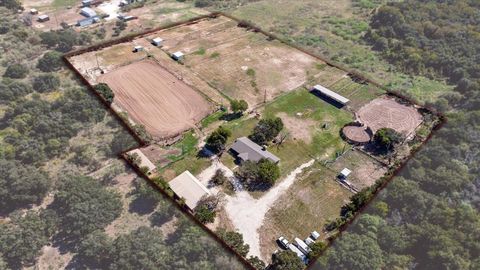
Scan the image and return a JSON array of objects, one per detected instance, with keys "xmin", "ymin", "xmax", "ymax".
[
  {"xmin": 342, "ymin": 125, "xmax": 371, "ymax": 143},
  {"xmin": 357, "ymin": 97, "xmax": 423, "ymax": 136},
  {"xmin": 99, "ymin": 60, "xmax": 211, "ymax": 139}
]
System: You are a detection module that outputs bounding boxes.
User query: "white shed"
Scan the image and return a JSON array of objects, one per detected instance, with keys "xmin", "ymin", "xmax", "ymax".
[
  {"xmin": 169, "ymin": 171, "xmax": 210, "ymax": 210},
  {"xmin": 30, "ymin": 8, "xmax": 38, "ymax": 15},
  {"xmin": 339, "ymin": 168, "xmax": 352, "ymax": 179},
  {"xmin": 311, "ymin": 231, "xmax": 320, "ymax": 240},
  {"xmin": 172, "ymin": 51, "xmax": 184, "ymax": 61},
  {"xmin": 133, "ymin": 45, "xmax": 143, "ymax": 52},
  {"xmin": 80, "ymin": 7, "xmax": 97, "ymax": 18},
  {"xmin": 37, "ymin": 15, "xmax": 49, "ymax": 22},
  {"xmin": 152, "ymin": 37, "xmax": 163, "ymax": 46}
]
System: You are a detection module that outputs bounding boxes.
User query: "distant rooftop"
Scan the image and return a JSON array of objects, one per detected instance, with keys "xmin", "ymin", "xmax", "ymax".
[{"xmin": 230, "ymin": 137, "xmax": 280, "ymax": 163}]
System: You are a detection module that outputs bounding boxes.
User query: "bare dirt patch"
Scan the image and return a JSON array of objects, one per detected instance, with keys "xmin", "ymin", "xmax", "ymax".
[
  {"xmin": 277, "ymin": 112, "xmax": 316, "ymax": 144},
  {"xmin": 98, "ymin": 60, "xmax": 212, "ymax": 139},
  {"xmin": 138, "ymin": 144, "xmax": 181, "ymax": 168},
  {"xmin": 356, "ymin": 96, "xmax": 423, "ymax": 136}
]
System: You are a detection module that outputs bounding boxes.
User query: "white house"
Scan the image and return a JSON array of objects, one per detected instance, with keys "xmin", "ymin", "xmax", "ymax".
[
  {"xmin": 169, "ymin": 171, "xmax": 210, "ymax": 210},
  {"xmin": 80, "ymin": 7, "xmax": 97, "ymax": 18}
]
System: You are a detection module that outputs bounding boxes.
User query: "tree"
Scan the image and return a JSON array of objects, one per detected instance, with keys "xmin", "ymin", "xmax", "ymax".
[
  {"xmin": 247, "ymin": 256, "xmax": 266, "ymax": 270},
  {"xmin": 326, "ymin": 233, "xmax": 384, "ymax": 269},
  {"xmin": 3, "ymin": 64, "xmax": 28, "ymax": 79},
  {"xmin": 373, "ymin": 128, "xmax": 403, "ymax": 151},
  {"xmin": 0, "ymin": 159, "xmax": 52, "ymax": 213},
  {"xmin": 77, "ymin": 230, "xmax": 112, "ymax": 268},
  {"xmin": 32, "ymin": 74, "xmax": 60, "ymax": 92},
  {"xmin": 256, "ymin": 158, "xmax": 280, "ymax": 186},
  {"xmin": 0, "ymin": 0, "xmax": 22, "ymax": 10},
  {"xmin": 94, "ymin": 83, "xmax": 115, "ymax": 104},
  {"xmin": 109, "ymin": 227, "xmax": 171, "ymax": 270},
  {"xmin": 205, "ymin": 126, "xmax": 231, "ymax": 153},
  {"xmin": 194, "ymin": 205, "xmax": 216, "ymax": 224},
  {"xmin": 216, "ymin": 229, "xmax": 250, "ymax": 257},
  {"xmin": 237, "ymin": 158, "xmax": 280, "ymax": 189},
  {"xmin": 37, "ymin": 51, "xmax": 63, "ymax": 72},
  {"xmin": 308, "ymin": 241, "xmax": 327, "ymax": 260},
  {"xmin": 249, "ymin": 117, "xmax": 284, "ymax": 145},
  {"xmin": 53, "ymin": 175, "xmax": 122, "ymax": 239},
  {"xmin": 0, "ymin": 210, "xmax": 56, "ymax": 269},
  {"xmin": 271, "ymin": 250, "xmax": 304, "ymax": 270},
  {"xmin": 211, "ymin": 169, "xmax": 227, "ymax": 186},
  {"xmin": 230, "ymin": 99, "xmax": 248, "ymax": 114}
]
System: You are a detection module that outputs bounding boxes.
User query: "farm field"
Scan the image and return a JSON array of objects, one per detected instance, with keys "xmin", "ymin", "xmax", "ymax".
[{"xmin": 66, "ymin": 12, "xmax": 437, "ymax": 267}]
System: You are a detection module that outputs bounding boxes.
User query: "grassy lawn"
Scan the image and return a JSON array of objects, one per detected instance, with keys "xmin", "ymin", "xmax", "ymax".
[
  {"xmin": 262, "ymin": 163, "xmax": 351, "ymax": 241},
  {"xmin": 52, "ymin": 0, "xmax": 78, "ymax": 8},
  {"xmin": 158, "ymin": 131, "xmax": 212, "ymax": 181}
]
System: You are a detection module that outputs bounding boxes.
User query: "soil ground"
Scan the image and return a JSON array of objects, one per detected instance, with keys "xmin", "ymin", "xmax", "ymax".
[{"xmin": 98, "ymin": 60, "xmax": 212, "ymax": 139}]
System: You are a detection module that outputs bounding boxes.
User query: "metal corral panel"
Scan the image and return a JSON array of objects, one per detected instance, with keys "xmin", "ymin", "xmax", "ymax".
[{"xmin": 313, "ymin": 84, "xmax": 350, "ymax": 105}]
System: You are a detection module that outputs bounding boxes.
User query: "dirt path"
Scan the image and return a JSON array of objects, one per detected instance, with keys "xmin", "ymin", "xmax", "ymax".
[{"xmin": 224, "ymin": 159, "xmax": 315, "ymax": 259}]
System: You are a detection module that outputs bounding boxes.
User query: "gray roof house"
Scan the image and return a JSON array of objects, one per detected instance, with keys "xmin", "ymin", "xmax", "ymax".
[
  {"xmin": 80, "ymin": 7, "xmax": 97, "ymax": 18},
  {"xmin": 230, "ymin": 137, "xmax": 280, "ymax": 164}
]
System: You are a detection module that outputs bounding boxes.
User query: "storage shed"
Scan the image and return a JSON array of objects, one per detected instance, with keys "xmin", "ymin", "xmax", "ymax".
[
  {"xmin": 133, "ymin": 45, "xmax": 143, "ymax": 52},
  {"xmin": 339, "ymin": 168, "xmax": 352, "ymax": 179},
  {"xmin": 152, "ymin": 37, "xmax": 163, "ymax": 46},
  {"xmin": 172, "ymin": 51, "xmax": 184, "ymax": 61},
  {"xmin": 30, "ymin": 8, "xmax": 38, "ymax": 15},
  {"xmin": 37, "ymin": 15, "xmax": 50, "ymax": 22}
]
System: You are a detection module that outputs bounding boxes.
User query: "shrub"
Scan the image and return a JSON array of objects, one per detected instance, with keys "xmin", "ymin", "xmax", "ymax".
[
  {"xmin": 94, "ymin": 83, "xmax": 115, "ymax": 104},
  {"xmin": 32, "ymin": 74, "xmax": 60, "ymax": 92},
  {"xmin": 3, "ymin": 63, "xmax": 29, "ymax": 79},
  {"xmin": 37, "ymin": 51, "xmax": 63, "ymax": 72}
]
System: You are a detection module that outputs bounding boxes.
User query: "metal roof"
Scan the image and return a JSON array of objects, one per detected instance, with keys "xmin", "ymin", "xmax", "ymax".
[
  {"xmin": 169, "ymin": 171, "xmax": 210, "ymax": 210},
  {"xmin": 313, "ymin": 84, "xmax": 350, "ymax": 105},
  {"xmin": 230, "ymin": 137, "xmax": 280, "ymax": 163},
  {"xmin": 80, "ymin": 7, "xmax": 97, "ymax": 17},
  {"xmin": 340, "ymin": 168, "xmax": 352, "ymax": 177}
]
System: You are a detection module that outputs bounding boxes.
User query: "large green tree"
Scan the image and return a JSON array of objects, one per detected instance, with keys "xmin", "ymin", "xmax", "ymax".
[
  {"xmin": 271, "ymin": 250, "xmax": 304, "ymax": 270},
  {"xmin": 0, "ymin": 159, "xmax": 52, "ymax": 213},
  {"xmin": 249, "ymin": 117, "xmax": 284, "ymax": 145},
  {"xmin": 53, "ymin": 175, "xmax": 122, "ymax": 239}
]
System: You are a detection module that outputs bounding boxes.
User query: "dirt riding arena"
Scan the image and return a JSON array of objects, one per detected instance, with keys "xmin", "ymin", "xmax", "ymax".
[
  {"xmin": 356, "ymin": 97, "xmax": 423, "ymax": 137},
  {"xmin": 98, "ymin": 60, "xmax": 212, "ymax": 139},
  {"xmin": 342, "ymin": 125, "xmax": 371, "ymax": 144}
]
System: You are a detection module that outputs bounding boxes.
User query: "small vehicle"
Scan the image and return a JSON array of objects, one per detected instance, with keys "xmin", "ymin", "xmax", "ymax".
[{"xmin": 277, "ymin": 236, "xmax": 289, "ymax": 249}]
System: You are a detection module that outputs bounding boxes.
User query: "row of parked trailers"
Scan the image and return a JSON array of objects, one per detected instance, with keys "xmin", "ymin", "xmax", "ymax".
[{"xmin": 277, "ymin": 231, "xmax": 320, "ymax": 264}]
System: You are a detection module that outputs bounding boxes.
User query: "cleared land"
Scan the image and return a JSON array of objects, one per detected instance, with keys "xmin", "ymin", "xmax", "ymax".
[
  {"xmin": 357, "ymin": 97, "xmax": 423, "ymax": 136},
  {"xmin": 98, "ymin": 60, "xmax": 212, "ymax": 139}
]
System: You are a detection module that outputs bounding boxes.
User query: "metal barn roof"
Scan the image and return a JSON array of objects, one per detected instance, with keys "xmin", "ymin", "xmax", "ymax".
[
  {"xmin": 169, "ymin": 171, "xmax": 210, "ymax": 210},
  {"xmin": 313, "ymin": 84, "xmax": 350, "ymax": 105}
]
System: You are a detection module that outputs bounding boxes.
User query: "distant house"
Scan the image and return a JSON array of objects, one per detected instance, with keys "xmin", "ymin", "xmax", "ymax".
[
  {"xmin": 82, "ymin": 0, "xmax": 92, "ymax": 6},
  {"xmin": 172, "ymin": 51, "xmax": 184, "ymax": 61},
  {"xmin": 152, "ymin": 37, "xmax": 163, "ymax": 46},
  {"xmin": 230, "ymin": 137, "xmax": 280, "ymax": 164},
  {"xmin": 80, "ymin": 7, "xmax": 97, "ymax": 18},
  {"xmin": 37, "ymin": 15, "xmax": 49, "ymax": 22},
  {"xmin": 312, "ymin": 84, "xmax": 350, "ymax": 106},
  {"xmin": 169, "ymin": 171, "xmax": 210, "ymax": 210}
]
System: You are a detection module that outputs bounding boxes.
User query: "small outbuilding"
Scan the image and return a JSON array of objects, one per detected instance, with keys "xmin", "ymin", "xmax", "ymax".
[
  {"xmin": 339, "ymin": 168, "xmax": 352, "ymax": 179},
  {"xmin": 304, "ymin": 237, "xmax": 315, "ymax": 246},
  {"xmin": 311, "ymin": 231, "xmax": 320, "ymax": 240},
  {"xmin": 30, "ymin": 8, "xmax": 38, "ymax": 15},
  {"xmin": 294, "ymin": 238, "xmax": 312, "ymax": 255},
  {"xmin": 77, "ymin": 16, "xmax": 99, "ymax": 27},
  {"xmin": 169, "ymin": 171, "xmax": 210, "ymax": 210},
  {"xmin": 82, "ymin": 0, "xmax": 92, "ymax": 6},
  {"xmin": 312, "ymin": 84, "xmax": 350, "ymax": 106},
  {"xmin": 172, "ymin": 51, "xmax": 184, "ymax": 61},
  {"xmin": 126, "ymin": 149, "xmax": 156, "ymax": 175},
  {"xmin": 152, "ymin": 37, "xmax": 163, "ymax": 46},
  {"xmin": 133, "ymin": 45, "xmax": 143, "ymax": 52},
  {"xmin": 80, "ymin": 7, "xmax": 97, "ymax": 18},
  {"xmin": 37, "ymin": 15, "xmax": 50, "ymax": 22}
]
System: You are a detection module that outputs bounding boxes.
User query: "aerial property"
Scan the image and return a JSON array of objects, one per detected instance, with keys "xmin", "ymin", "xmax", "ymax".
[{"xmin": 66, "ymin": 13, "xmax": 440, "ymax": 268}]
